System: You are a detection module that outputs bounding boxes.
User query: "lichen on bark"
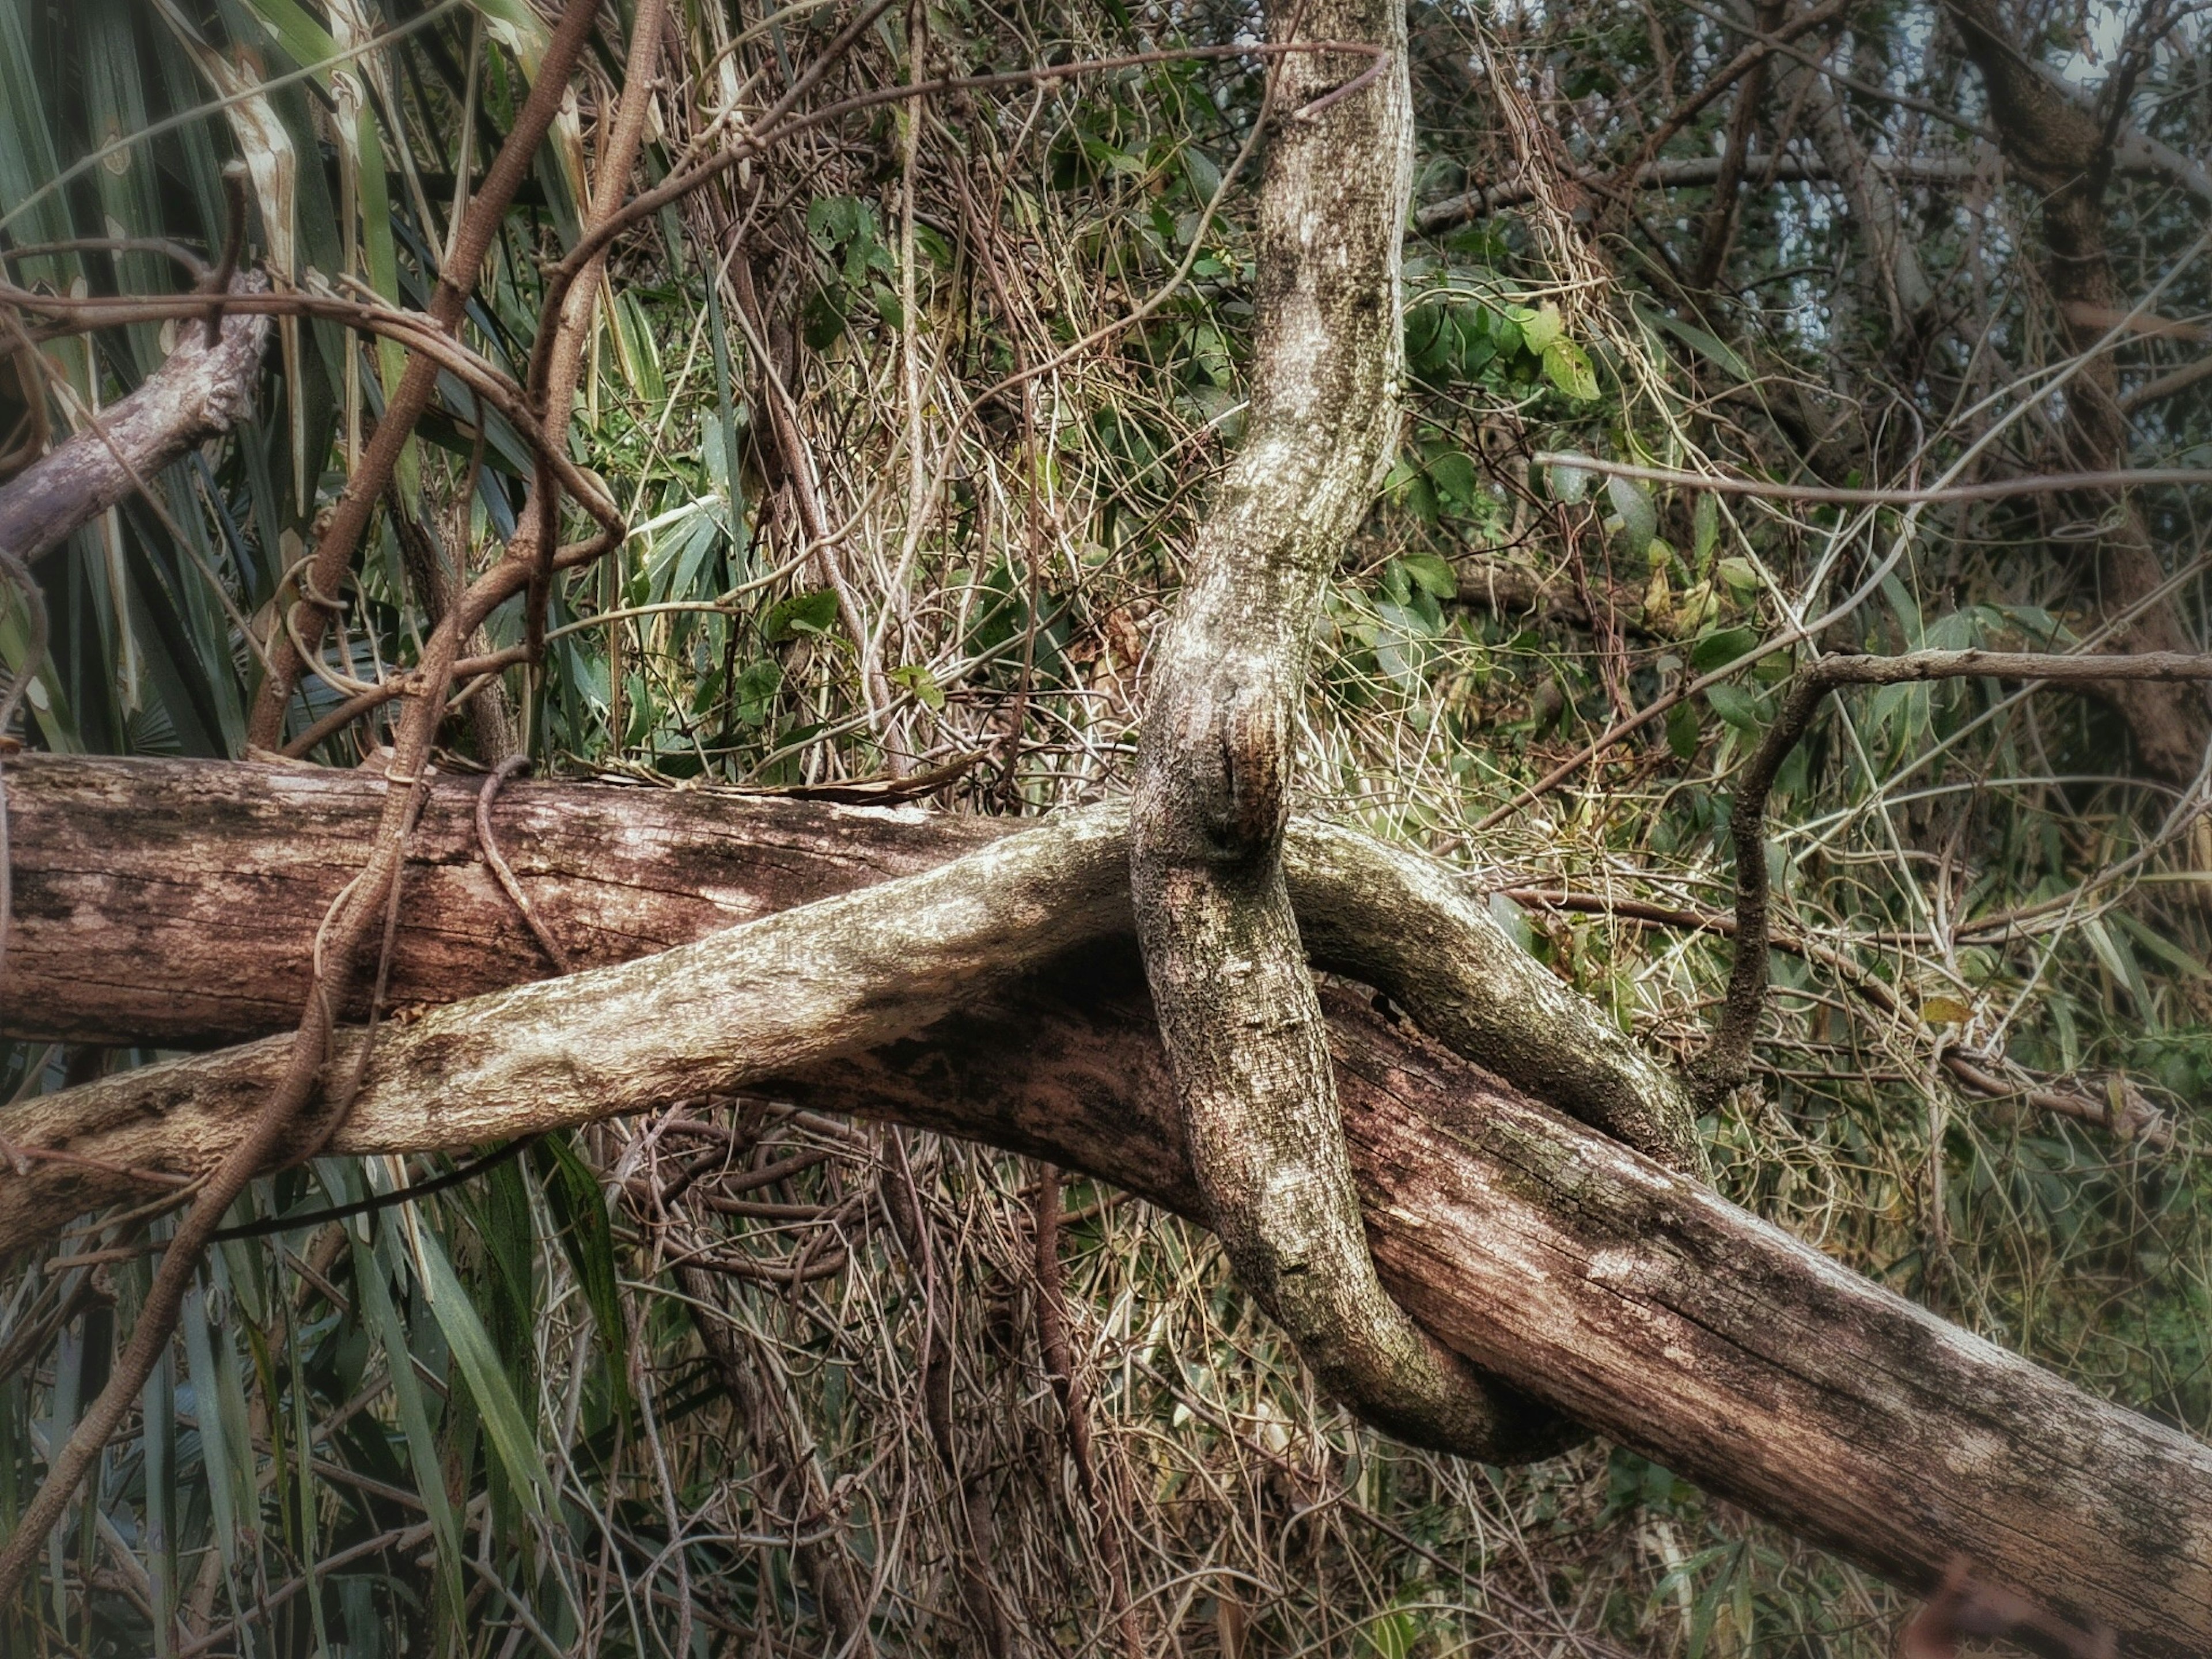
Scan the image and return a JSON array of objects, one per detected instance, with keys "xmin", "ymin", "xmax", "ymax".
[{"xmin": 1125, "ymin": 0, "xmax": 1594, "ymax": 1458}]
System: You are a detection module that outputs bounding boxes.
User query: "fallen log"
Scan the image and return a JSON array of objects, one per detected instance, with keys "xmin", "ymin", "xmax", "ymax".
[
  {"xmin": 0, "ymin": 755, "xmax": 1691, "ymax": 1161},
  {"xmin": 2, "ymin": 756, "xmax": 2208, "ymax": 1654}
]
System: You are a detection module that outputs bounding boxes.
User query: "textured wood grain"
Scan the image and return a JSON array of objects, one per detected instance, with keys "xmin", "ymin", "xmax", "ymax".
[
  {"xmin": 3, "ymin": 756, "xmax": 2209, "ymax": 1653},
  {"xmin": 0, "ymin": 754, "xmax": 998, "ymax": 1044}
]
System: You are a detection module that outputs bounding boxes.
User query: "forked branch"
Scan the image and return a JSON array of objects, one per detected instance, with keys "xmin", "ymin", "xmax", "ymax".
[{"xmin": 1697, "ymin": 649, "xmax": 2212, "ymax": 1101}]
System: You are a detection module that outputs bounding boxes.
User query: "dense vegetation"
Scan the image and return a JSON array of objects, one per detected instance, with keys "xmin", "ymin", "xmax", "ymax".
[{"xmin": 2, "ymin": 0, "xmax": 2210, "ymax": 1651}]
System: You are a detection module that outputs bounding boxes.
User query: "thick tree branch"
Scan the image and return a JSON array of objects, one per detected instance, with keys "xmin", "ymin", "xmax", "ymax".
[
  {"xmin": 0, "ymin": 274, "xmax": 270, "ymax": 563},
  {"xmin": 0, "ymin": 797, "xmax": 2206, "ymax": 1652},
  {"xmin": 1128, "ymin": 0, "xmax": 1582, "ymax": 1461},
  {"xmin": 0, "ymin": 754, "xmax": 1688, "ymax": 1165}
]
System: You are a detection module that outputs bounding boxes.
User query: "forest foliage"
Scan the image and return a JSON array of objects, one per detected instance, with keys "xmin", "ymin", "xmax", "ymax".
[{"xmin": 2, "ymin": 0, "xmax": 2211, "ymax": 1652}]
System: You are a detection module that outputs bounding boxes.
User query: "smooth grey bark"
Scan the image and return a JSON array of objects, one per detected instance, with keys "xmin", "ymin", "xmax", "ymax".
[
  {"xmin": 0, "ymin": 275, "xmax": 269, "ymax": 564},
  {"xmin": 1127, "ymin": 0, "xmax": 1589, "ymax": 1463}
]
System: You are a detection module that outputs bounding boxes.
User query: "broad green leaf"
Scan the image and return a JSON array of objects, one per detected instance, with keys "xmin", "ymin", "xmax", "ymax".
[
  {"xmin": 732, "ymin": 658, "xmax": 783, "ymax": 726},
  {"xmin": 470, "ymin": 0, "xmax": 554, "ymax": 77},
  {"xmin": 1542, "ymin": 338, "xmax": 1599, "ymax": 401},
  {"xmin": 84, "ymin": 0, "xmax": 169, "ymax": 374},
  {"xmin": 1716, "ymin": 556, "xmax": 1760, "ymax": 597},
  {"xmin": 1607, "ymin": 474, "xmax": 1657, "ymax": 550},
  {"xmin": 1665, "ymin": 698, "xmax": 1702, "ymax": 760},
  {"xmin": 234, "ymin": 0, "xmax": 338, "ymax": 71},
  {"xmin": 763, "ymin": 588, "xmax": 841, "ymax": 642},
  {"xmin": 1427, "ymin": 449, "xmax": 1478, "ymax": 509},
  {"xmin": 1545, "ymin": 454, "xmax": 1593, "ymax": 503},
  {"xmin": 1399, "ymin": 552, "xmax": 1457, "ymax": 600},
  {"xmin": 1365, "ymin": 1608, "xmax": 1417, "ymax": 1659},
  {"xmin": 1519, "ymin": 301, "xmax": 1563, "ymax": 354},
  {"xmin": 1689, "ymin": 626, "xmax": 1761, "ymax": 674},
  {"xmin": 179, "ymin": 1287, "xmax": 240, "ymax": 1577},
  {"xmin": 2112, "ymin": 908, "xmax": 2210, "ymax": 979},
  {"xmin": 1705, "ymin": 683, "xmax": 1766, "ymax": 732}
]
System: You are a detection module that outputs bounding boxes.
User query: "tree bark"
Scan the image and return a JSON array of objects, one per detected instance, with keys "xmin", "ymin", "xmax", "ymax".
[
  {"xmin": 1945, "ymin": 0, "xmax": 2210, "ymax": 782},
  {"xmin": 1128, "ymin": 0, "xmax": 1573, "ymax": 1462},
  {"xmin": 0, "ymin": 275, "xmax": 270, "ymax": 565},
  {"xmin": 0, "ymin": 771, "xmax": 2206, "ymax": 1652},
  {"xmin": 0, "ymin": 755, "xmax": 1688, "ymax": 1160}
]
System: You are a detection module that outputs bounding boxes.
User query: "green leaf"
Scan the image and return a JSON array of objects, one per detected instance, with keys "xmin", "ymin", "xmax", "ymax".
[
  {"xmin": 889, "ymin": 662, "xmax": 946, "ymax": 710},
  {"xmin": 1639, "ymin": 305, "xmax": 1753, "ymax": 382},
  {"xmin": 179, "ymin": 1287, "xmax": 241, "ymax": 1575},
  {"xmin": 412, "ymin": 1229, "xmax": 550, "ymax": 1522},
  {"xmin": 1705, "ymin": 683, "xmax": 1766, "ymax": 732},
  {"xmin": 1519, "ymin": 300, "xmax": 1563, "ymax": 354},
  {"xmin": 763, "ymin": 588, "xmax": 841, "ymax": 642},
  {"xmin": 1181, "ymin": 144, "xmax": 1222, "ymax": 200},
  {"xmin": 1399, "ymin": 552, "xmax": 1457, "ymax": 600},
  {"xmin": 1427, "ymin": 449, "xmax": 1478, "ymax": 509},
  {"xmin": 1365, "ymin": 1608, "xmax": 1418, "ymax": 1659},
  {"xmin": 732, "ymin": 658, "xmax": 783, "ymax": 726},
  {"xmin": 1694, "ymin": 492, "xmax": 1721, "ymax": 568},
  {"xmin": 1542, "ymin": 338, "xmax": 1599, "ymax": 400},
  {"xmin": 234, "ymin": 0, "xmax": 338, "ymax": 78},
  {"xmin": 1607, "ymin": 474, "xmax": 1657, "ymax": 550},
  {"xmin": 468, "ymin": 0, "xmax": 554, "ymax": 77},
  {"xmin": 1688, "ymin": 626, "xmax": 1761, "ymax": 674},
  {"xmin": 529, "ymin": 1135, "xmax": 630, "ymax": 1414},
  {"xmin": 1665, "ymin": 698, "xmax": 1702, "ymax": 760},
  {"xmin": 1716, "ymin": 556, "xmax": 1760, "ymax": 597},
  {"xmin": 354, "ymin": 1234, "xmax": 468, "ymax": 1623},
  {"xmin": 1545, "ymin": 454, "xmax": 1593, "ymax": 503}
]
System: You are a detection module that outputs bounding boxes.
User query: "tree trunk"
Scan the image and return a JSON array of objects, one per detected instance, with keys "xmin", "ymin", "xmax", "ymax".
[
  {"xmin": 1946, "ymin": 0, "xmax": 2210, "ymax": 782},
  {"xmin": 1, "ymin": 759, "xmax": 2208, "ymax": 1654}
]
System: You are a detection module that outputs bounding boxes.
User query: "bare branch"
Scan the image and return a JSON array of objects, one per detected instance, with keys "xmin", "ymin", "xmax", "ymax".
[{"xmin": 0, "ymin": 274, "xmax": 270, "ymax": 564}]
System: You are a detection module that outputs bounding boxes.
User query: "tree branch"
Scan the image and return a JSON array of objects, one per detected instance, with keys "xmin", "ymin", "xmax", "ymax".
[
  {"xmin": 0, "ymin": 274, "xmax": 270, "ymax": 564},
  {"xmin": 1698, "ymin": 648, "xmax": 2212, "ymax": 1101},
  {"xmin": 0, "ymin": 785, "xmax": 2206, "ymax": 1653}
]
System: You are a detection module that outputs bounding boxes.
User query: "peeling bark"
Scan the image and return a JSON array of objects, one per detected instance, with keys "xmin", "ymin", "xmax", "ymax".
[{"xmin": 0, "ymin": 274, "xmax": 270, "ymax": 563}]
